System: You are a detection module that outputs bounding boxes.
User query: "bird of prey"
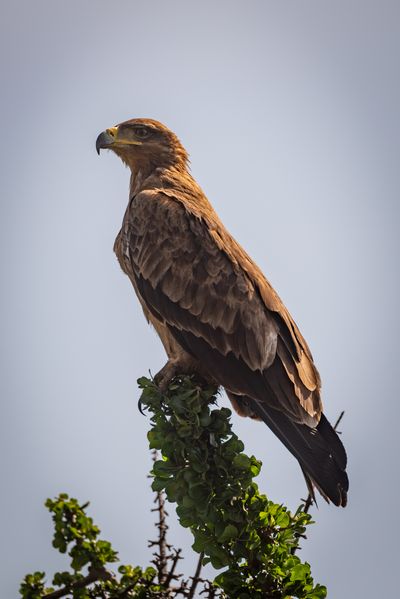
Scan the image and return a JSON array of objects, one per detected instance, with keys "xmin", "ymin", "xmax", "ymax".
[{"xmin": 96, "ymin": 118, "xmax": 348, "ymax": 507}]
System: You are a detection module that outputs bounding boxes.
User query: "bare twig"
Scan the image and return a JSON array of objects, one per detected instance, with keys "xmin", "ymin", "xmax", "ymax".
[
  {"xmin": 333, "ymin": 410, "xmax": 345, "ymax": 432},
  {"xmin": 302, "ymin": 488, "xmax": 314, "ymax": 514},
  {"xmin": 187, "ymin": 552, "xmax": 204, "ymax": 599},
  {"xmin": 146, "ymin": 452, "xmax": 219, "ymax": 598},
  {"xmin": 200, "ymin": 581, "xmax": 218, "ymax": 598},
  {"xmin": 151, "ymin": 489, "xmax": 170, "ymax": 585},
  {"xmin": 163, "ymin": 548, "xmax": 184, "ymax": 588},
  {"xmin": 148, "ymin": 450, "xmax": 172, "ymax": 585}
]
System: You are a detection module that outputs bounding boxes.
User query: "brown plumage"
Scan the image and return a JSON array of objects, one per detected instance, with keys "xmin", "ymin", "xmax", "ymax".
[{"xmin": 96, "ymin": 118, "xmax": 348, "ymax": 506}]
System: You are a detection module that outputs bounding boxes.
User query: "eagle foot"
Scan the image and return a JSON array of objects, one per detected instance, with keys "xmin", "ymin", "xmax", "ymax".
[{"xmin": 154, "ymin": 361, "xmax": 181, "ymax": 392}]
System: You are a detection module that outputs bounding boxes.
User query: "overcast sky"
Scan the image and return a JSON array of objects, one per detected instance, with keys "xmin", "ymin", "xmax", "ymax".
[{"xmin": 1, "ymin": 1, "xmax": 399, "ymax": 597}]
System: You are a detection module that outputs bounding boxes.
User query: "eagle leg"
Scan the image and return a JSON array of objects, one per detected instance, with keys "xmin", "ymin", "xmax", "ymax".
[{"xmin": 154, "ymin": 360, "xmax": 183, "ymax": 392}]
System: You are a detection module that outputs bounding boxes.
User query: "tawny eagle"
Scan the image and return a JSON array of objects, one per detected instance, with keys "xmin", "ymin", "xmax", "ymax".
[{"xmin": 96, "ymin": 118, "xmax": 348, "ymax": 506}]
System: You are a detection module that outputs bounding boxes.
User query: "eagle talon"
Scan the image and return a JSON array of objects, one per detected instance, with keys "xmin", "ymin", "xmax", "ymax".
[
  {"xmin": 154, "ymin": 361, "xmax": 180, "ymax": 392},
  {"xmin": 137, "ymin": 396, "xmax": 147, "ymax": 416}
]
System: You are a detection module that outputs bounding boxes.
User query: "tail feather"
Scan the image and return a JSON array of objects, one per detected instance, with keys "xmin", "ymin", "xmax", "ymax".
[{"xmin": 239, "ymin": 397, "xmax": 349, "ymax": 507}]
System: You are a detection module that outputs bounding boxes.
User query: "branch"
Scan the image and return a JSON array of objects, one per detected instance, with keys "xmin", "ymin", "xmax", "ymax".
[
  {"xmin": 333, "ymin": 410, "xmax": 345, "ymax": 432},
  {"xmin": 163, "ymin": 548, "xmax": 184, "ymax": 589},
  {"xmin": 42, "ymin": 566, "xmax": 112, "ymax": 598},
  {"xmin": 187, "ymin": 552, "xmax": 204, "ymax": 599},
  {"xmin": 150, "ymin": 490, "xmax": 170, "ymax": 584},
  {"xmin": 200, "ymin": 581, "xmax": 218, "ymax": 598},
  {"xmin": 148, "ymin": 450, "xmax": 174, "ymax": 587}
]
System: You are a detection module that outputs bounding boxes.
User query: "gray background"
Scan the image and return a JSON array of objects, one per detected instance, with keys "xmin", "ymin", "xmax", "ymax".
[{"xmin": 1, "ymin": 1, "xmax": 399, "ymax": 597}]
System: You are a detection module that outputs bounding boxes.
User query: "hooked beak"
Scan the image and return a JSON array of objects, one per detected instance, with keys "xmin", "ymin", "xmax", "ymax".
[
  {"xmin": 96, "ymin": 126, "xmax": 143, "ymax": 155},
  {"xmin": 96, "ymin": 127, "xmax": 118, "ymax": 155}
]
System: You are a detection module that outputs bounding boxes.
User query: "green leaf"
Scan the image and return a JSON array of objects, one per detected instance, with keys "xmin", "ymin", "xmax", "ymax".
[
  {"xmin": 290, "ymin": 562, "xmax": 311, "ymax": 581},
  {"xmin": 276, "ymin": 511, "xmax": 290, "ymax": 528},
  {"xmin": 232, "ymin": 454, "xmax": 251, "ymax": 470},
  {"xmin": 218, "ymin": 524, "xmax": 239, "ymax": 542}
]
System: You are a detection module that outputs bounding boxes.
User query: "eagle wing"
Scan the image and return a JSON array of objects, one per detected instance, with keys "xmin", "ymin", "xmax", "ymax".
[{"xmin": 125, "ymin": 189, "xmax": 321, "ymax": 427}]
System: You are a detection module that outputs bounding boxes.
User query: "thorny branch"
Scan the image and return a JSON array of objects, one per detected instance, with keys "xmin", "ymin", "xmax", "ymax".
[
  {"xmin": 163, "ymin": 549, "xmax": 184, "ymax": 589},
  {"xmin": 149, "ymin": 452, "xmax": 172, "ymax": 585},
  {"xmin": 146, "ymin": 451, "xmax": 216, "ymax": 597},
  {"xmin": 187, "ymin": 552, "xmax": 205, "ymax": 599}
]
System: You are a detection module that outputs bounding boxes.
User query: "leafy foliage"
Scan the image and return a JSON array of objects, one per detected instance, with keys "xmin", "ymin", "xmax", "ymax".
[
  {"xmin": 19, "ymin": 494, "xmax": 161, "ymax": 598},
  {"xmin": 140, "ymin": 375, "xmax": 326, "ymax": 599},
  {"xmin": 20, "ymin": 374, "xmax": 327, "ymax": 598}
]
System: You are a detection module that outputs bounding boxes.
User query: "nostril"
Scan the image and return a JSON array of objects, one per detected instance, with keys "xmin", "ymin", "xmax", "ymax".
[{"xmin": 107, "ymin": 128, "xmax": 115, "ymax": 137}]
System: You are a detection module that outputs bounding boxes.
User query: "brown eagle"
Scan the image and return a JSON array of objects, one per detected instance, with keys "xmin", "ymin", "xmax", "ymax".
[{"xmin": 96, "ymin": 118, "xmax": 348, "ymax": 507}]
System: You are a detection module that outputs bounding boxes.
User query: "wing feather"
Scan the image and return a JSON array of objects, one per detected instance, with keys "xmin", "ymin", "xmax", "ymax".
[{"xmin": 122, "ymin": 189, "xmax": 322, "ymax": 425}]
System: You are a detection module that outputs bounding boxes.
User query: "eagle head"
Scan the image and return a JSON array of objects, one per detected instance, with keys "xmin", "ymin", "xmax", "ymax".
[{"xmin": 96, "ymin": 118, "xmax": 188, "ymax": 170}]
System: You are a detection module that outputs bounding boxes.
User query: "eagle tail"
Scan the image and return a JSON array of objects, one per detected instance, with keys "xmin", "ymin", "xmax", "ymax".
[{"xmin": 232, "ymin": 395, "xmax": 348, "ymax": 507}]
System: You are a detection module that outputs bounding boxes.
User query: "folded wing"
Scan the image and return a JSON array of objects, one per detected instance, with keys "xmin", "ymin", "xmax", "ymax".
[{"xmin": 125, "ymin": 189, "xmax": 348, "ymax": 505}]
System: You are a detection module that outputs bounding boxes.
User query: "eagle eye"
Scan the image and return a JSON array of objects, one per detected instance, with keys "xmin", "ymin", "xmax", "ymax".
[{"xmin": 133, "ymin": 126, "xmax": 150, "ymax": 139}]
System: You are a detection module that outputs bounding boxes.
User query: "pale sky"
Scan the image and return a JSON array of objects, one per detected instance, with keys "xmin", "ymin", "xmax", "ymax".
[{"xmin": 1, "ymin": 1, "xmax": 399, "ymax": 597}]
